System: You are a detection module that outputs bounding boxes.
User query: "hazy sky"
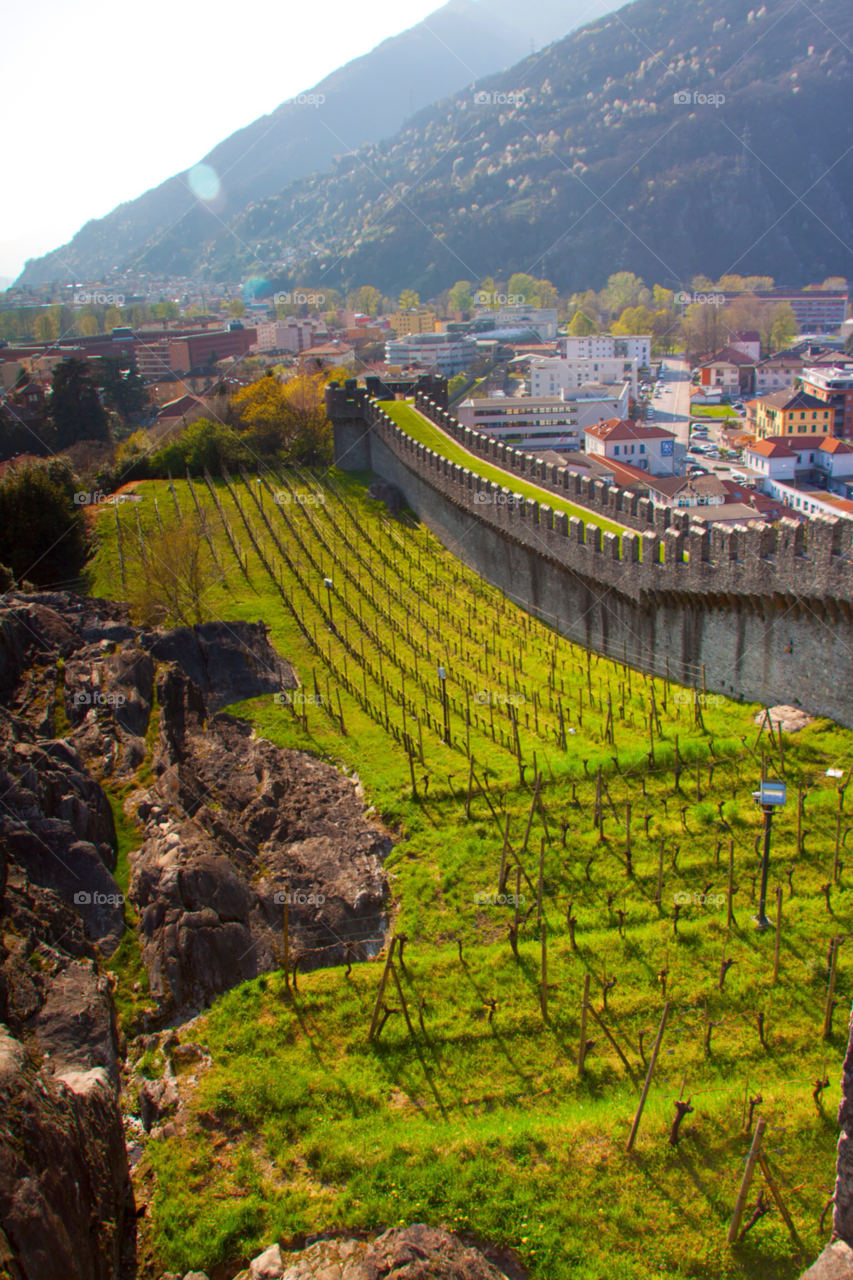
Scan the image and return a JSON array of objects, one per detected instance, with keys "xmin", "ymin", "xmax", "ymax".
[{"xmin": 0, "ymin": 0, "xmax": 447, "ymax": 282}]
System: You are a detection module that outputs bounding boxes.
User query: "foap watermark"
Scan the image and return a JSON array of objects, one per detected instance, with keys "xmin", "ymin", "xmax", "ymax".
[
  {"xmin": 282, "ymin": 92, "xmax": 325, "ymax": 108},
  {"xmin": 673, "ymin": 690, "xmax": 724, "ymax": 707},
  {"xmin": 473, "ymin": 90, "xmax": 525, "ymax": 107},
  {"xmin": 673, "ymin": 89, "xmax": 725, "ymax": 108},
  {"xmin": 473, "ymin": 491, "xmax": 523, "ymax": 506},
  {"xmin": 473, "ymin": 691, "xmax": 525, "ymax": 707},
  {"xmin": 474, "ymin": 891, "xmax": 525, "ymax": 906},
  {"xmin": 273, "ymin": 691, "xmax": 325, "ymax": 706},
  {"xmin": 273, "ymin": 290, "xmax": 326, "ymax": 305},
  {"xmin": 273, "ymin": 490, "xmax": 325, "ymax": 506},
  {"xmin": 73, "ymin": 291, "xmax": 125, "ymax": 306},
  {"xmin": 274, "ymin": 890, "xmax": 326, "ymax": 905},
  {"xmin": 476, "ymin": 291, "xmax": 527, "ymax": 306},
  {"xmin": 74, "ymin": 890, "xmax": 125, "ymax": 905},
  {"xmin": 74, "ymin": 490, "xmax": 132, "ymax": 506},
  {"xmin": 673, "ymin": 890, "xmax": 725, "ymax": 908},
  {"xmin": 676, "ymin": 290, "xmax": 726, "ymax": 307},
  {"xmin": 72, "ymin": 690, "xmax": 127, "ymax": 708}
]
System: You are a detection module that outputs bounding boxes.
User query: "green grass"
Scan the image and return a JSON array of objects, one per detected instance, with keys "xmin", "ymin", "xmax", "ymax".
[
  {"xmin": 691, "ymin": 406, "xmax": 742, "ymax": 420},
  {"xmin": 380, "ymin": 399, "xmax": 629, "ymax": 540},
  {"xmin": 89, "ymin": 469, "xmax": 853, "ymax": 1279}
]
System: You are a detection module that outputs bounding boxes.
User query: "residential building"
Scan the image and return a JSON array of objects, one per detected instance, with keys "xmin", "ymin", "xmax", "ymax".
[
  {"xmin": 560, "ymin": 334, "xmax": 651, "ymax": 366},
  {"xmin": 647, "ymin": 473, "xmax": 728, "ymax": 508},
  {"xmin": 298, "ymin": 341, "xmax": 354, "ymax": 368},
  {"xmin": 254, "ymin": 319, "xmax": 324, "ymax": 353},
  {"xmin": 754, "ymin": 352, "xmax": 804, "ymax": 396},
  {"xmin": 457, "ymin": 384, "xmax": 629, "ymax": 450},
  {"xmin": 583, "ymin": 418, "xmax": 676, "ymax": 475},
  {"xmin": 751, "ymin": 389, "xmax": 834, "ymax": 438},
  {"xmin": 696, "ymin": 346, "xmax": 755, "ymax": 395},
  {"xmin": 800, "ymin": 367, "xmax": 853, "ymax": 439},
  {"xmin": 385, "ymin": 332, "xmax": 479, "ymax": 375},
  {"xmin": 731, "ymin": 331, "xmax": 762, "ymax": 361},
  {"xmin": 529, "ymin": 355, "xmax": 638, "ymax": 397},
  {"xmin": 473, "ymin": 306, "xmax": 559, "ymax": 341},
  {"xmin": 387, "ymin": 310, "xmax": 437, "ymax": 337}
]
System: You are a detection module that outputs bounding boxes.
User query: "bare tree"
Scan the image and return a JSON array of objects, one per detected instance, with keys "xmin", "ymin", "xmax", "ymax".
[{"xmin": 125, "ymin": 509, "xmax": 217, "ymax": 628}]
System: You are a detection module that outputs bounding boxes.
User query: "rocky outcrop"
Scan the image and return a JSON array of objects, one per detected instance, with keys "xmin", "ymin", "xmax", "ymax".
[
  {"xmin": 0, "ymin": 1027, "xmax": 133, "ymax": 1280},
  {"xmin": 143, "ymin": 619, "xmax": 294, "ymax": 713},
  {"xmin": 128, "ymin": 665, "xmax": 390, "ymax": 1018},
  {"xmin": 230, "ymin": 1227, "xmax": 519, "ymax": 1280},
  {"xmin": 0, "ymin": 708, "xmax": 124, "ymax": 954}
]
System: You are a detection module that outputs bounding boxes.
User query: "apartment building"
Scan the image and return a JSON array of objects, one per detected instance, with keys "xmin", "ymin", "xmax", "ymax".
[
  {"xmin": 457, "ymin": 383, "xmax": 629, "ymax": 450},
  {"xmin": 751, "ymin": 389, "xmax": 835, "ymax": 438},
  {"xmin": 529, "ymin": 356, "xmax": 638, "ymax": 397},
  {"xmin": 800, "ymin": 366, "xmax": 853, "ymax": 439},
  {"xmin": 385, "ymin": 332, "xmax": 479, "ymax": 374},
  {"xmin": 560, "ymin": 334, "xmax": 652, "ymax": 366},
  {"xmin": 583, "ymin": 418, "xmax": 676, "ymax": 475}
]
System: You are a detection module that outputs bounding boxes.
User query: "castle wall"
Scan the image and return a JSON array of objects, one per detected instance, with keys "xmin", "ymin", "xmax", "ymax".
[{"xmin": 328, "ymin": 385, "xmax": 853, "ymax": 724}]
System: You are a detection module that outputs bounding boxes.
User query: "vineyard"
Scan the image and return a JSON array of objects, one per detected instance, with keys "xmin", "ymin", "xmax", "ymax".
[{"xmin": 92, "ymin": 469, "xmax": 853, "ymax": 1280}]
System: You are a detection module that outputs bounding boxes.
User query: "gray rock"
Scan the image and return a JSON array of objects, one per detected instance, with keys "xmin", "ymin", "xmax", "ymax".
[
  {"xmin": 0, "ymin": 1027, "xmax": 133, "ymax": 1280},
  {"xmin": 275, "ymin": 1228, "xmax": 516, "ymax": 1280},
  {"xmin": 250, "ymin": 1243, "xmax": 285, "ymax": 1277},
  {"xmin": 142, "ymin": 618, "xmax": 296, "ymax": 712},
  {"xmin": 800, "ymin": 1241, "xmax": 853, "ymax": 1279},
  {"xmin": 138, "ymin": 1060, "xmax": 180, "ymax": 1132},
  {"xmin": 128, "ymin": 666, "xmax": 390, "ymax": 1017}
]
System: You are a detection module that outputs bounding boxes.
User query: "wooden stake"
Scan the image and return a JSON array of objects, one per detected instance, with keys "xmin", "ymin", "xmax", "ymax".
[
  {"xmin": 655, "ymin": 837, "xmax": 665, "ymax": 908},
  {"xmin": 540, "ymin": 919, "xmax": 548, "ymax": 1021},
  {"xmin": 537, "ymin": 836, "xmax": 545, "ymax": 930},
  {"xmin": 727, "ymin": 838, "xmax": 735, "ymax": 928},
  {"xmin": 824, "ymin": 938, "xmax": 840, "ymax": 1040},
  {"xmin": 757, "ymin": 1151, "xmax": 801, "ymax": 1246},
  {"xmin": 626, "ymin": 1001, "xmax": 670, "ymax": 1152},
  {"xmin": 283, "ymin": 898, "xmax": 291, "ymax": 993},
  {"xmin": 578, "ymin": 974, "xmax": 591, "ymax": 1077},
  {"xmin": 728, "ymin": 1117, "xmax": 767, "ymax": 1243},
  {"xmin": 368, "ymin": 937, "xmax": 397, "ymax": 1041}
]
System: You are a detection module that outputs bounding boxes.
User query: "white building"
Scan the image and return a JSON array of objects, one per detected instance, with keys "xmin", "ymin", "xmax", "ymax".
[
  {"xmin": 530, "ymin": 355, "xmax": 638, "ymax": 397},
  {"xmin": 473, "ymin": 306, "xmax": 558, "ymax": 340},
  {"xmin": 560, "ymin": 334, "xmax": 652, "ymax": 366},
  {"xmin": 254, "ymin": 319, "xmax": 325, "ymax": 353},
  {"xmin": 583, "ymin": 418, "xmax": 676, "ymax": 475},
  {"xmin": 457, "ymin": 383, "xmax": 629, "ymax": 450},
  {"xmin": 385, "ymin": 332, "xmax": 479, "ymax": 374},
  {"xmin": 754, "ymin": 354, "xmax": 803, "ymax": 395}
]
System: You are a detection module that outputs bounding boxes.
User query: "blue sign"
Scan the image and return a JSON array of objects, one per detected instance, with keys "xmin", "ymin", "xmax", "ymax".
[
  {"xmin": 757, "ymin": 780, "xmax": 787, "ymax": 807},
  {"xmin": 660, "ymin": 440, "xmax": 674, "ymax": 456}
]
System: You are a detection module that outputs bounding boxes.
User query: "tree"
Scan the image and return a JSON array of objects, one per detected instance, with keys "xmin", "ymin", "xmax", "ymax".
[
  {"xmin": 346, "ymin": 286, "xmax": 382, "ymax": 317},
  {"xmin": 96, "ymin": 358, "xmax": 148, "ymax": 421},
  {"xmin": 78, "ymin": 314, "xmax": 99, "ymax": 337},
  {"xmin": 568, "ymin": 310, "xmax": 597, "ymax": 335},
  {"xmin": 507, "ymin": 273, "xmax": 539, "ymax": 305},
  {"xmin": 227, "ymin": 299, "xmax": 245, "ymax": 318},
  {"xmin": 230, "ymin": 374, "xmax": 291, "ymax": 456},
  {"xmin": 51, "ymin": 359, "xmax": 109, "ymax": 449},
  {"xmin": 764, "ymin": 302, "xmax": 798, "ymax": 353},
  {"xmin": 681, "ymin": 302, "xmax": 724, "ymax": 364},
  {"xmin": 153, "ymin": 418, "xmax": 248, "ymax": 477},
  {"xmin": 124, "ymin": 510, "xmax": 214, "ymax": 628},
  {"xmin": 598, "ymin": 272, "xmax": 645, "ymax": 318},
  {"xmin": 34, "ymin": 313, "xmax": 58, "ymax": 343},
  {"xmin": 398, "ymin": 289, "xmax": 420, "ymax": 310},
  {"xmin": 0, "ymin": 460, "xmax": 87, "ymax": 587},
  {"xmin": 448, "ymin": 281, "xmax": 475, "ymax": 313},
  {"xmin": 653, "ymin": 285, "xmax": 674, "ymax": 309},
  {"xmin": 151, "ymin": 301, "xmax": 179, "ymax": 320},
  {"xmin": 612, "ymin": 305, "xmax": 655, "ymax": 335}
]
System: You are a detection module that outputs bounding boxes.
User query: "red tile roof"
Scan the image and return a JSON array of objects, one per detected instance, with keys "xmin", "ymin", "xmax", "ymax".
[
  {"xmin": 746, "ymin": 439, "xmax": 796, "ymax": 458},
  {"xmin": 585, "ymin": 417, "xmax": 675, "ymax": 442}
]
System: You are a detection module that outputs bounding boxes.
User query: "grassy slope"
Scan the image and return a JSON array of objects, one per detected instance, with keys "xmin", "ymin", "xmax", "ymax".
[
  {"xmin": 379, "ymin": 400, "xmax": 628, "ymax": 539},
  {"xmin": 89, "ymin": 471, "xmax": 852, "ymax": 1280}
]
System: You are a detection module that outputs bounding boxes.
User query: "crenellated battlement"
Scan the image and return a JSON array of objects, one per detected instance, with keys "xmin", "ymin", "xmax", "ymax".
[{"xmin": 329, "ymin": 386, "xmax": 853, "ymax": 619}]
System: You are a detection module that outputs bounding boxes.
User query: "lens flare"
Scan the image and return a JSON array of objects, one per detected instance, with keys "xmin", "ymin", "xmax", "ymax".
[{"xmin": 187, "ymin": 163, "xmax": 221, "ymax": 201}]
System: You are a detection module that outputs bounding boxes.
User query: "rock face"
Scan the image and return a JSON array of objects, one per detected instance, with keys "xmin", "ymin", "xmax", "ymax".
[
  {"xmin": 0, "ymin": 1028, "xmax": 134, "ymax": 1280},
  {"xmin": 128, "ymin": 665, "xmax": 390, "ymax": 1018},
  {"xmin": 234, "ymin": 1227, "xmax": 518, "ymax": 1280}
]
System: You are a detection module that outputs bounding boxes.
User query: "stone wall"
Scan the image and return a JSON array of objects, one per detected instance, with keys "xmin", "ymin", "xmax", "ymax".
[{"xmin": 327, "ymin": 384, "xmax": 853, "ymax": 724}]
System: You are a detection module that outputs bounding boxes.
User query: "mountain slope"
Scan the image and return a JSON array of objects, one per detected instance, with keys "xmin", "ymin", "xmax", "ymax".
[
  {"xmin": 15, "ymin": 0, "xmax": 593, "ymax": 287},
  {"xmin": 232, "ymin": 0, "xmax": 853, "ymax": 295}
]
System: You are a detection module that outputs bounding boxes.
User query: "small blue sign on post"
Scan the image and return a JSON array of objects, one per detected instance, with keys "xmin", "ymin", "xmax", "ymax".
[{"xmin": 756, "ymin": 780, "xmax": 787, "ymax": 807}]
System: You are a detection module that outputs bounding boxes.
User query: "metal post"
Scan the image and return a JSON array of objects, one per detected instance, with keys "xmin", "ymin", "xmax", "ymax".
[{"xmin": 756, "ymin": 805, "xmax": 773, "ymax": 928}]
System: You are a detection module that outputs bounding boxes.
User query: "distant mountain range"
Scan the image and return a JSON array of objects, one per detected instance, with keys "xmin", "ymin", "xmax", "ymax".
[
  {"xmin": 15, "ymin": 0, "xmax": 594, "ymax": 288},
  {"xmin": 240, "ymin": 0, "xmax": 853, "ymax": 297}
]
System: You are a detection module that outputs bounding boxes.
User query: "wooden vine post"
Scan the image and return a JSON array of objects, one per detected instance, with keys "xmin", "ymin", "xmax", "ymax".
[
  {"xmin": 626, "ymin": 1001, "xmax": 670, "ymax": 1152},
  {"xmin": 727, "ymin": 1118, "xmax": 767, "ymax": 1243}
]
